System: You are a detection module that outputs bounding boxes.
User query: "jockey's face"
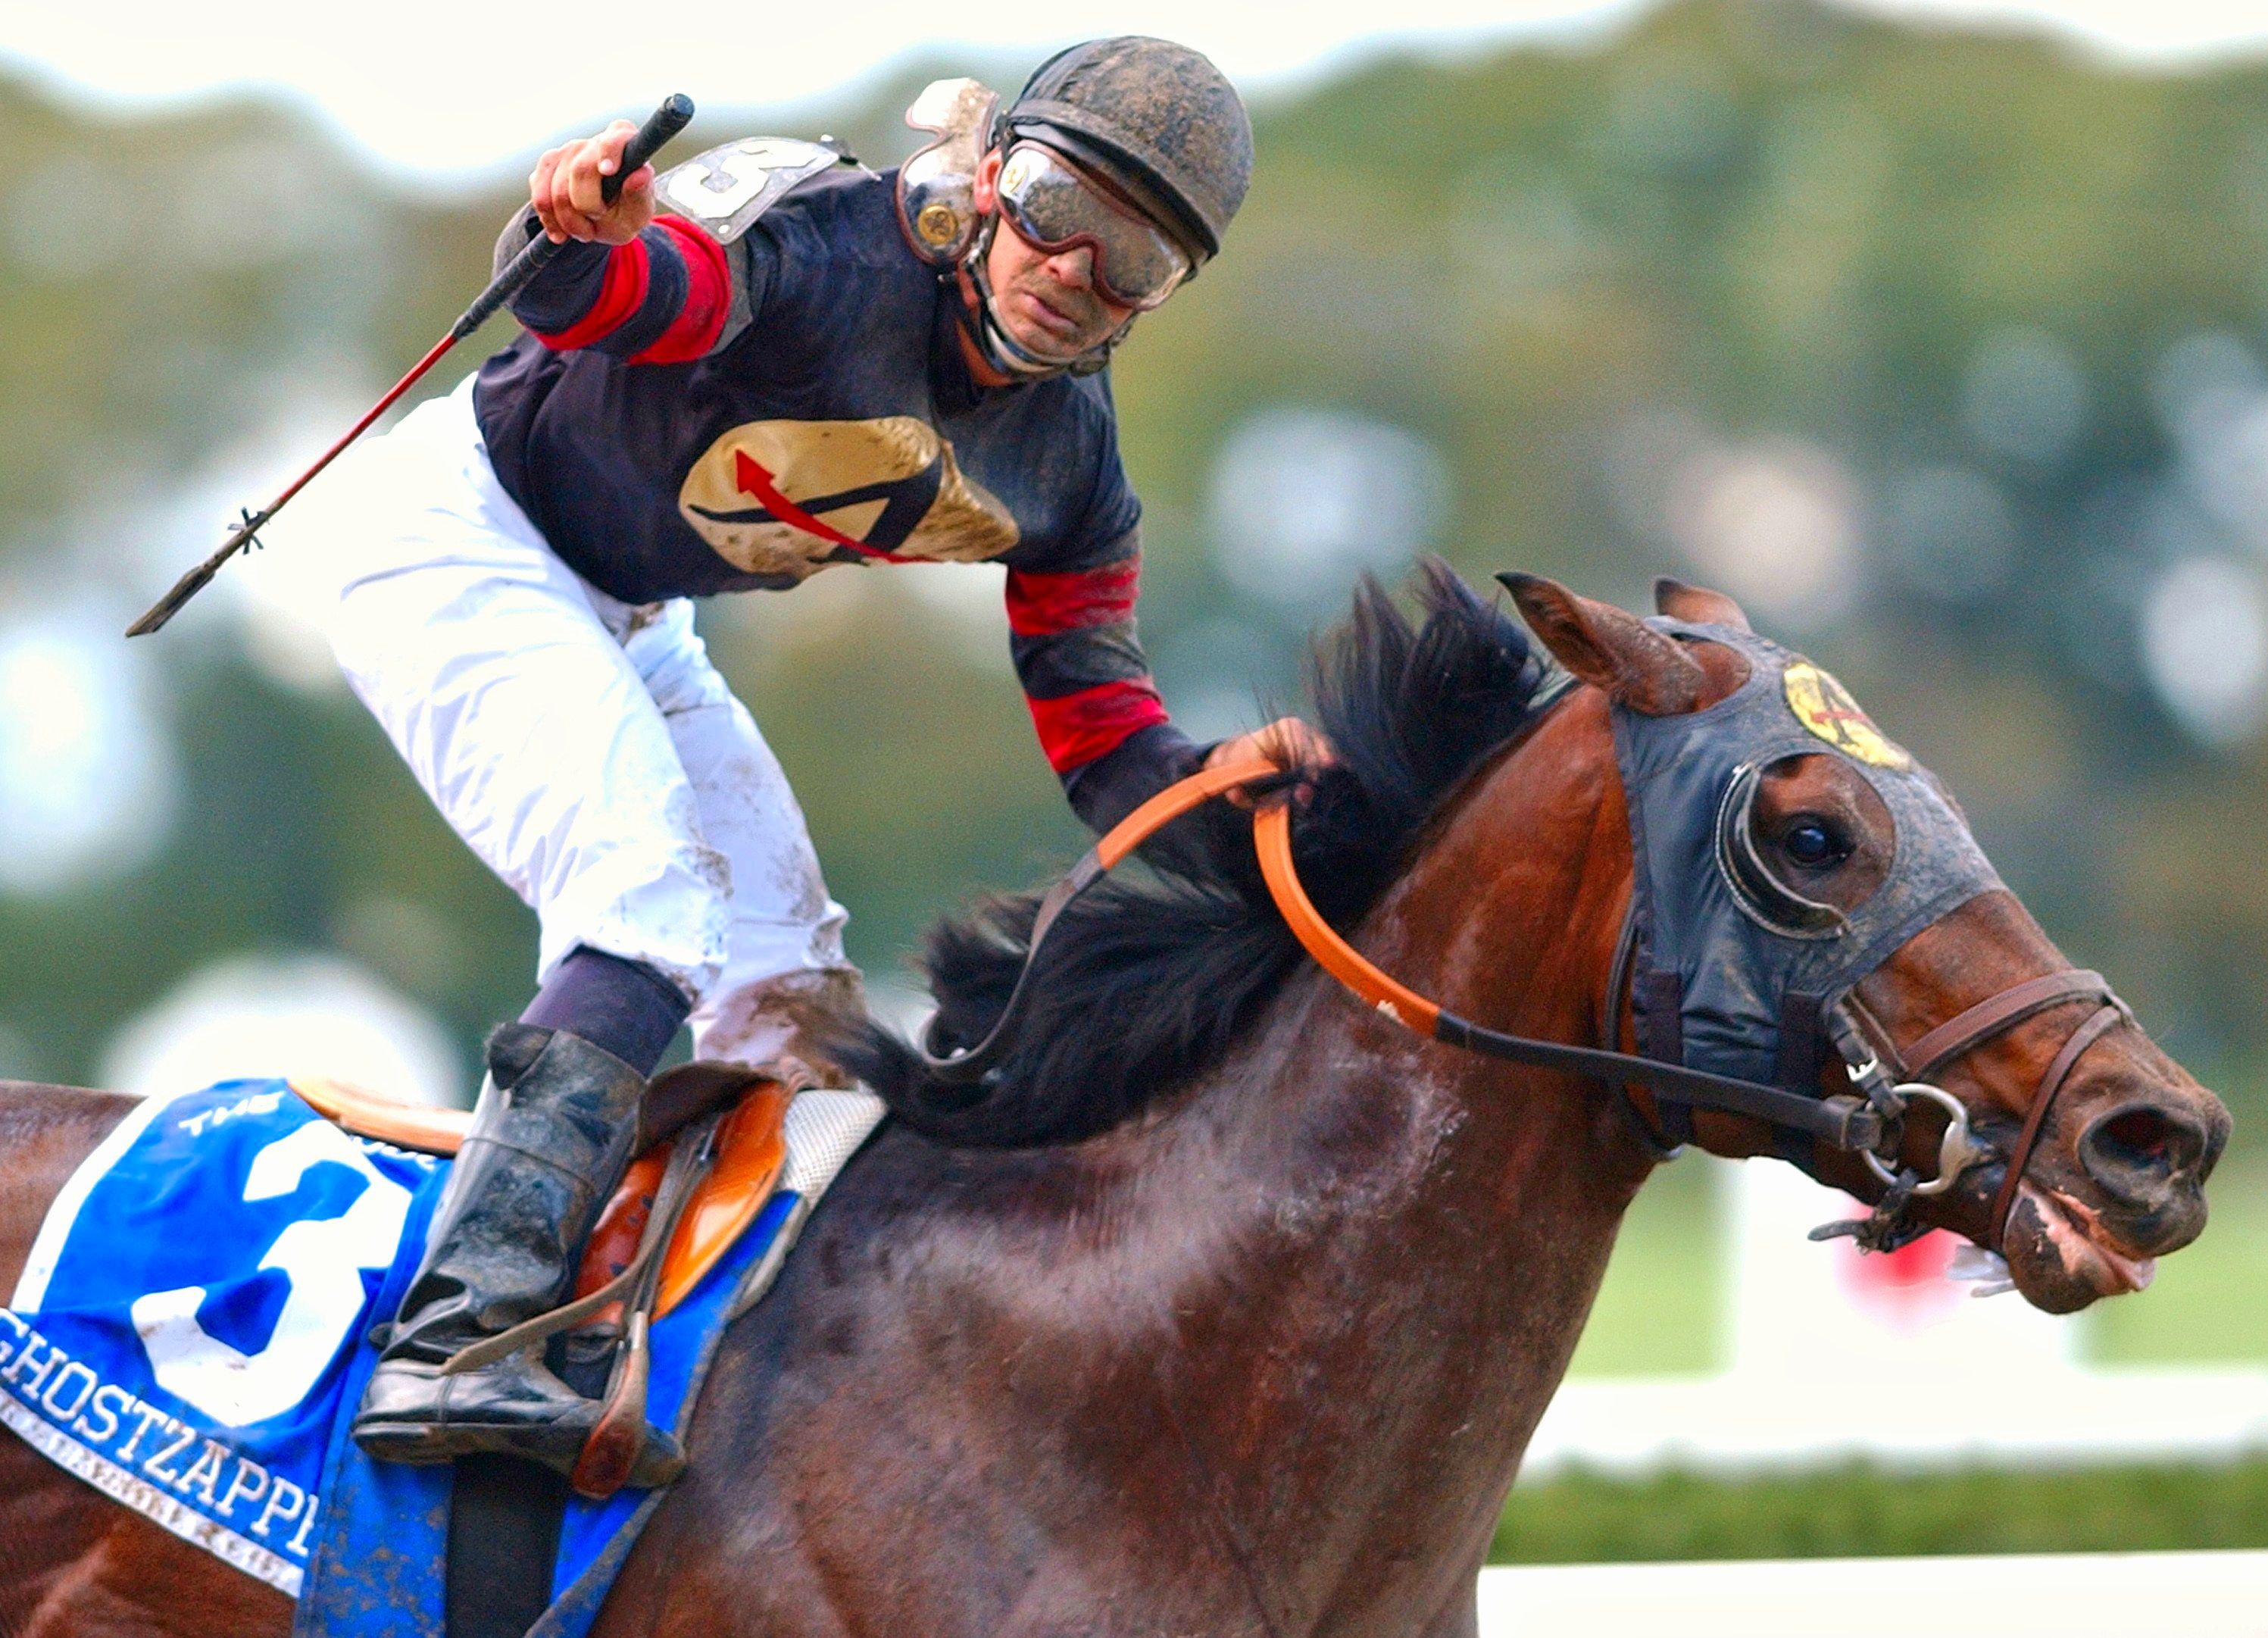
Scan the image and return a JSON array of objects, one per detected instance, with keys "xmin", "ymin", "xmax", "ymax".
[{"xmin": 974, "ymin": 148, "xmax": 1140, "ymax": 359}]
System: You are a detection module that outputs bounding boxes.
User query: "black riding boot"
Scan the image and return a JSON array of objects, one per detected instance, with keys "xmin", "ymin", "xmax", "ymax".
[{"xmin": 351, "ymin": 1024, "xmax": 683, "ymax": 1485}]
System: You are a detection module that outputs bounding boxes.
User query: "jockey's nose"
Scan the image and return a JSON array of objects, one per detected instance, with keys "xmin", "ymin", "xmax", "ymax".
[{"xmin": 1045, "ymin": 244, "xmax": 1097, "ymax": 291}]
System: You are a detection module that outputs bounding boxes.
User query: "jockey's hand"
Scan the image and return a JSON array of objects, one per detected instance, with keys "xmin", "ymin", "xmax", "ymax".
[
  {"xmin": 529, "ymin": 119, "xmax": 656, "ymax": 245},
  {"xmin": 1207, "ymin": 716, "xmax": 1337, "ymax": 809}
]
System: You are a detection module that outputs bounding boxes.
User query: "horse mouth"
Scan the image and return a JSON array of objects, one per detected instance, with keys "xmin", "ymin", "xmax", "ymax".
[{"xmin": 2017, "ymin": 1184, "xmax": 2157, "ymax": 1305}]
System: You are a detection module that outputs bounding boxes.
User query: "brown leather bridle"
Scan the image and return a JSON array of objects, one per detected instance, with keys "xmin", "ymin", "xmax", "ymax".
[
  {"xmin": 919, "ymin": 760, "xmax": 2133, "ymax": 1258},
  {"xmin": 1839, "ymin": 969, "xmax": 2132, "ymax": 1250}
]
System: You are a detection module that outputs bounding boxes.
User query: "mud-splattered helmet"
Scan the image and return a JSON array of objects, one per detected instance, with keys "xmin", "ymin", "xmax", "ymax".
[{"xmin": 899, "ymin": 39, "xmax": 1251, "ymax": 379}]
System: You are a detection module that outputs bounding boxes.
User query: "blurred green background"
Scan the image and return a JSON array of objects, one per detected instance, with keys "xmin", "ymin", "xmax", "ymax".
[
  {"xmin": 1, "ymin": 0, "xmax": 2263, "ymax": 1380},
  {"xmin": 1491, "ymin": 1451, "xmax": 2268, "ymax": 1561}
]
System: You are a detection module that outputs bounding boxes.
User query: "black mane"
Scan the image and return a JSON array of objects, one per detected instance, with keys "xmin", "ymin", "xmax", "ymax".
[{"xmin": 844, "ymin": 562, "xmax": 1554, "ymax": 1147}]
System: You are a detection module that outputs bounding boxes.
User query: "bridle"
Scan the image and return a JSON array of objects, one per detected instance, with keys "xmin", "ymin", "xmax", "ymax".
[
  {"xmin": 1827, "ymin": 970, "xmax": 2130, "ymax": 1251},
  {"xmin": 919, "ymin": 758, "xmax": 2132, "ymax": 1258}
]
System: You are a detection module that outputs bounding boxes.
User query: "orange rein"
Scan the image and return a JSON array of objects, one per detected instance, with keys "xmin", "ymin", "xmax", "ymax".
[
  {"xmin": 1092, "ymin": 757, "xmax": 1284, "ymax": 867},
  {"xmin": 920, "ymin": 757, "xmax": 1427, "ymax": 1084},
  {"xmin": 1249, "ymin": 802, "xmax": 1441, "ymax": 1036},
  {"xmin": 1098, "ymin": 758, "xmax": 1443, "ymax": 1038},
  {"xmin": 1060, "ymin": 761, "xmax": 1881, "ymax": 1155}
]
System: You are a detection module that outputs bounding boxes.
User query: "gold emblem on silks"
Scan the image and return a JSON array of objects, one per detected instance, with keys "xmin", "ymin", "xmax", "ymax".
[
  {"xmin": 1782, "ymin": 661, "xmax": 1911, "ymax": 770},
  {"xmin": 678, "ymin": 417, "xmax": 1020, "ymax": 581}
]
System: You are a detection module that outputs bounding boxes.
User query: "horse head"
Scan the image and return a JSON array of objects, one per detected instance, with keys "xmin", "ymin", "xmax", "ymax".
[{"xmin": 1500, "ymin": 571, "xmax": 2229, "ymax": 1314}]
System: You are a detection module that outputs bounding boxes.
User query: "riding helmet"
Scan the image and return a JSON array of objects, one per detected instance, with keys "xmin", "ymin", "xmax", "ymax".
[{"xmin": 1001, "ymin": 36, "xmax": 1254, "ymax": 262}]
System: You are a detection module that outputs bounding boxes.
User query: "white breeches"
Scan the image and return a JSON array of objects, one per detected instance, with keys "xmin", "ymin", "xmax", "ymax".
[{"xmin": 312, "ymin": 377, "xmax": 851, "ymax": 1058}]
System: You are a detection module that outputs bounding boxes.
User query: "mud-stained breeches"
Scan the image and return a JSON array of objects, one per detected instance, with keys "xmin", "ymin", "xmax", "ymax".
[{"xmin": 304, "ymin": 376, "xmax": 854, "ymax": 1058}]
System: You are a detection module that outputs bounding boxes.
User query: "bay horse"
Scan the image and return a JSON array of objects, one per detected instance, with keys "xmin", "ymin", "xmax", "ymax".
[{"xmin": 0, "ymin": 568, "xmax": 2227, "ymax": 1636}]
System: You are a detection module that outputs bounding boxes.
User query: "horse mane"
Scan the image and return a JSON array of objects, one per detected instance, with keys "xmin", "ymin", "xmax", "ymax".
[{"xmin": 843, "ymin": 561, "xmax": 1555, "ymax": 1147}]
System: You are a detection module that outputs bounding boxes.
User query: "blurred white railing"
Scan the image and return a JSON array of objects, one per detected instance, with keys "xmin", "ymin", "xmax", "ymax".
[{"xmin": 1526, "ymin": 1159, "xmax": 2268, "ymax": 1477}]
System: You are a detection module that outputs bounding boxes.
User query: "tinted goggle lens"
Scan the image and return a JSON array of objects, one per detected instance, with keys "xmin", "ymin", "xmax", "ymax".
[{"xmin": 996, "ymin": 144, "xmax": 1191, "ymax": 309}]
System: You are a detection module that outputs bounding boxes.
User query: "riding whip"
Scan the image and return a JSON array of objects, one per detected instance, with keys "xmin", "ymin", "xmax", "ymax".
[{"xmin": 126, "ymin": 93, "xmax": 696, "ymax": 638}]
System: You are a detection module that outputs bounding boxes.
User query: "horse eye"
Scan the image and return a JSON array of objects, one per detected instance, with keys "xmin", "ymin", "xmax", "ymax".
[{"xmin": 1780, "ymin": 815, "xmax": 1849, "ymax": 870}]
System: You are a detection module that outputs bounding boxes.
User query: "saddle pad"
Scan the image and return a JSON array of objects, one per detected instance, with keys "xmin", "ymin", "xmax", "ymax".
[
  {"xmin": 294, "ymin": 1086, "xmax": 886, "ymax": 1638},
  {"xmin": 0, "ymin": 1079, "xmax": 447, "ymax": 1595}
]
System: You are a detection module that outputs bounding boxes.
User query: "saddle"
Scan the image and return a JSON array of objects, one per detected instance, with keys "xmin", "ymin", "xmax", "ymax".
[{"xmin": 292, "ymin": 1062, "xmax": 790, "ymax": 1494}]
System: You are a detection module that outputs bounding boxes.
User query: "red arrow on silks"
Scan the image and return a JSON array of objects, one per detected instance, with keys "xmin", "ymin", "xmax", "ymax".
[{"xmin": 731, "ymin": 450, "xmax": 919, "ymax": 564}]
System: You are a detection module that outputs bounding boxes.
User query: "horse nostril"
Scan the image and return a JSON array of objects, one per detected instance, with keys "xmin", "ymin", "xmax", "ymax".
[{"xmin": 2079, "ymin": 1104, "xmax": 2210, "ymax": 1203}]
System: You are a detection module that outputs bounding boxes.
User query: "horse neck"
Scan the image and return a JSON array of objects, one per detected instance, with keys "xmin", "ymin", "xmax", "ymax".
[{"xmin": 1135, "ymin": 689, "xmax": 1651, "ymax": 1616}]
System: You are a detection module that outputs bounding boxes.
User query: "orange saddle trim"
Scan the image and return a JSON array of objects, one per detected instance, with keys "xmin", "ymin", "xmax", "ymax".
[
  {"xmin": 292, "ymin": 1074, "xmax": 792, "ymax": 1322},
  {"xmin": 292, "ymin": 1077, "xmax": 470, "ymax": 1156},
  {"xmin": 573, "ymin": 1083, "xmax": 790, "ymax": 1318}
]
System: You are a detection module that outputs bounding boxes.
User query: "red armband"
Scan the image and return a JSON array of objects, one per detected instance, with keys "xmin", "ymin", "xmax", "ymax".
[
  {"xmin": 1005, "ymin": 559, "xmax": 1141, "ymax": 636},
  {"xmin": 534, "ymin": 239, "xmax": 651, "ymax": 352},
  {"xmin": 628, "ymin": 217, "xmax": 731, "ymax": 365},
  {"xmin": 1026, "ymin": 678, "xmax": 1170, "ymax": 774}
]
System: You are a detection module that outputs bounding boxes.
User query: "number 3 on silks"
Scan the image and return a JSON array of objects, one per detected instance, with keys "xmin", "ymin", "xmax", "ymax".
[{"xmin": 129, "ymin": 1122, "xmax": 414, "ymax": 1428}]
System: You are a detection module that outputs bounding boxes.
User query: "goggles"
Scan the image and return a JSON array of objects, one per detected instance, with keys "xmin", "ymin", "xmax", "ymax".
[{"xmin": 994, "ymin": 142, "xmax": 1192, "ymax": 311}]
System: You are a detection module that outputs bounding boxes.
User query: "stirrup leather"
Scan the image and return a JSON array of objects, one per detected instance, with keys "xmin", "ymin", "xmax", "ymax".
[{"xmin": 434, "ymin": 1093, "xmax": 775, "ymax": 1499}]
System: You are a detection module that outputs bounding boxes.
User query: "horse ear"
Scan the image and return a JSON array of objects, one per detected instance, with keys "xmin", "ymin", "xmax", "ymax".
[
  {"xmin": 1653, "ymin": 577, "xmax": 1751, "ymax": 631},
  {"xmin": 1497, "ymin": 573, "xmax": 1708, "ymax": 715}
]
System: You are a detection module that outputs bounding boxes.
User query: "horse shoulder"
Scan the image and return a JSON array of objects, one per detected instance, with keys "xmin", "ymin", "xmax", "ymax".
[{"xmin": 615, "ymin": 1119, "xmax": 1308, "ymax": 1636}]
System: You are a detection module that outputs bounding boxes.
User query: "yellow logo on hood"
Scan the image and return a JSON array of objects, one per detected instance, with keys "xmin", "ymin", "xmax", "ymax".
[{"xmin": 1783, "ymin": 661, "xmax": 1910, "ymax": 769}]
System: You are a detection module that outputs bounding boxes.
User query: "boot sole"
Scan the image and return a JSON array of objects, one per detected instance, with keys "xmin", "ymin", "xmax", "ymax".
[
  {"xmin": 352, "ymin": 1419, "xmax": 592, "ymax": 1470},
  {"xmin": 353, "ymin": 1419, "xmax": 684, "ymax": 1489}
]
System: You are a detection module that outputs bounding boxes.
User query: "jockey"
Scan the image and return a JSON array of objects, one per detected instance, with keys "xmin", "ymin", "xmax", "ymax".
[{"xmin": 331, "ymin": 37, "xmax": 1331, "ymax": 1480}]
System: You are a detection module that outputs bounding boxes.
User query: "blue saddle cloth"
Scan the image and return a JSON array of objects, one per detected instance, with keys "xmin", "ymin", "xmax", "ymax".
[
  {"xmin": 1, "ymin": 1080, "xmax": 443, "ymax": 1594},
  {"xmin": 0, "ymin": 1077, "xmax": 883, "ymax": 1637}
]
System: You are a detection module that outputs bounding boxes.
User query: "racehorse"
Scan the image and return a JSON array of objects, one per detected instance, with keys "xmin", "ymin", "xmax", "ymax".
[{"xmin": 0, "ymin": 567, "xmax": 2226, "ymax": 1637}]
